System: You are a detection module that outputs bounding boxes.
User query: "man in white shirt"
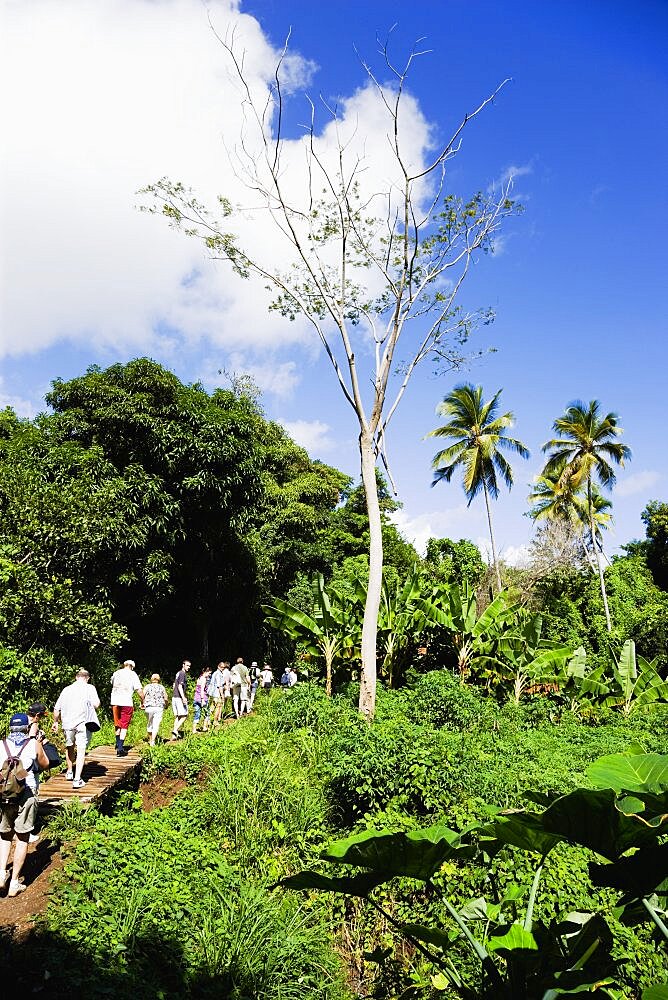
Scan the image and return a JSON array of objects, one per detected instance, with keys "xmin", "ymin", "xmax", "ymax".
[
  {"xmin": 0, "ymin": 713, "xmax": 50, "ymax": 896},
  {"xmin": 110, "ymin": 659, "xmax": 143, "ymax": 756},
  {"xmin": 52, "ymin": 669, "xmax": 101, "ymax": 788}
]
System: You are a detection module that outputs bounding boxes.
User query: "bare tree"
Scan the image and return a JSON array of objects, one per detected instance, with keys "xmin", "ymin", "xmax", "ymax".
[{"xmin": 141, "ymin": 30, "xmax": 518, "ymax": 719}]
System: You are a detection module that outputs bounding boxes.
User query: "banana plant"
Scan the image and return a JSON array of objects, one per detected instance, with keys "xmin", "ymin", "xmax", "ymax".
[
  {"xmin": 417, "ymin": 582, "xmax": 519, "ymax": 683},
  {"xmin": 603, "ymin": 640, "xmax": 668, "ymax": 716},
  {"xmin": 263, "ymin": 574, "xmax": 361, "ymax": 695},
  {"xmin": 476, "ymin": 612, "xmax": 574, "ymax": 704},
  {"xmin": 280, "ymin": 749, "xmax": 668, "ymax": 999},
  {"xmin": 377, "ymin": 565, "xmax": 427, "ymax": 687}
]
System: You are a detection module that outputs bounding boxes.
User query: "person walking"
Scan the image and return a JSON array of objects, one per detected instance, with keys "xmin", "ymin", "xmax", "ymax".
[
  {"xmin": 0, "ymin": 713, "xmax": 49, "ymax": 897},
  {"xmin": 231, "ymin": 657, "xmax": 251, "ymax": 719},
  {"xmin": 52, "ymin": 669, "xmax": 101, "ymax": 787},
  {"xmin": 260, "ymin": 664, "xmax": 273, "ymax": 691},
  {"xmin": 208, "ymin": 661, "xmax": 231, "ymax": 727},
  {"xmin": 142, "ymin": 674, "xmax": 168, "ymax": 747},
  {"xmin": 171, "ymin": 660, "xmax": 191, "ymax": 740},
  {"xmin": 110, "ymin": 659, "xmax": 143, "ymax": 756},
  {"xmin": 248, "ymin": 661, "xmax": 261, "ymax": 710},
  {"xmin": 192, "ymin": 667, "xmax": 211, "ymax": 733}
]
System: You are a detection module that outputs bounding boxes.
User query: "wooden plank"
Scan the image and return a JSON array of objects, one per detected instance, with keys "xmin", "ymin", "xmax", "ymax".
[{"xmin": 38, "ymin": 745, "xmax": 142, "ymax": 809}]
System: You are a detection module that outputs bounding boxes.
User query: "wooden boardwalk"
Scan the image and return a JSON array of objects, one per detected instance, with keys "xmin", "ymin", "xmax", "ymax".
[{"xmin": 38, "ymin": 745, "xmax": 142, "ymax": 809}]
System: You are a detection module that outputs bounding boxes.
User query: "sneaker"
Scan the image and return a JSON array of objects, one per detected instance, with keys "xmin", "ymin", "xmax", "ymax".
[
  {"xmin": 72, "ymin": 779, "xmax": 86, "ymax": 789},
  {"xmin": 8, "ymin": 880, "xmax": 26, "ymax": 897},
  {"xmin": 65, "ymin": 771, "xmax": 74, "ymax": 781}
]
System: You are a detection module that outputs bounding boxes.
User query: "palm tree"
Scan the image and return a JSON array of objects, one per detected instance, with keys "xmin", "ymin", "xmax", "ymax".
[
  {"xmin": 428, "ymin": 384, "xmax": 529, "ymax": 592},
  {"xmin": 528, "ymin": 465, "xmax": 584, "ymax": 527},
  {"xmin": 528, "ymin": 464, "xmax": 613, "ymax": 574},
  {"xmin": 542, "ymin": 400, "xmax": 630, "ymax": 632}
]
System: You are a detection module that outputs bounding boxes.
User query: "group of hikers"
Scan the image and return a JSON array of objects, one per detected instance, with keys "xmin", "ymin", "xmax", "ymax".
[{"xmin": 0, "ymin": 656, "xmax": 298, "ymax": 898}]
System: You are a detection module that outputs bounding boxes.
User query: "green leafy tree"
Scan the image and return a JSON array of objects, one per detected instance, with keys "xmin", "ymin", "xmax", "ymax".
[
  {"xmin": 424, "ymin": 537, "xmax": 486, "ymax": 589},
  {"xmin": 642, "ymin": 500, "xmax": 668, "ymax": 590},
  {"xmin": 428, "ymin": 385, "xmax": 529, "ymax": 592},
  {"xmin": 542, "ymin": 400, "xmax": 631, "ymax": 632},
  {"xmin": 45, "ymin": 359, "xmax": 266, "ymax": 662}
]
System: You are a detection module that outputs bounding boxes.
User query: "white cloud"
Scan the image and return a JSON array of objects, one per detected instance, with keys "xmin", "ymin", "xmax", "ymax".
[
  {"xmin": 390, "ymin": 505, "xmax": 484, "ymax": 556},
  {"xmin": 221, "ymin": 354, "xmax": 302, "ymax": 399},
  {"xmin": 0, "ymin": 378, "xmax": 38, "ymax": 418},
  {"xmin": 615, "ymin": 470, "xmax": 662, "ymax": 498},
  {"xmin": 489, "ymin": 160, "xmax": 533, "ymax": 194},
  {"xmin": 0, "ymin": 0, "xmax": 433, "ymax": 368},
  {"xmin": 279, "ymin": 418, "xmax": 335, "ymax": 455},
  {"xmin": 501, "ymin": 543, "xmax": 531, "ymax": 567}
]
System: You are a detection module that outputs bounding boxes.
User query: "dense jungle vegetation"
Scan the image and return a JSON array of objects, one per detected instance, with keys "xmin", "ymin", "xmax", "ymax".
[{"xmin": 1, "ymin": 359, "xmax": 667, "ymax": 998}]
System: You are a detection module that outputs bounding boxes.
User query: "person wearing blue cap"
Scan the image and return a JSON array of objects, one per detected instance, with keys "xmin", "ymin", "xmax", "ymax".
[{"xmin": 0, "ymin": 712, "xmax": 49, "ymax": 897}]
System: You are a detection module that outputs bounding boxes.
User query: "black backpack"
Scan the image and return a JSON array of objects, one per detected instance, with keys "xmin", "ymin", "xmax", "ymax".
[{"xmin": 0, "ymin": 739, "xmax": 31, "ymax": 804}]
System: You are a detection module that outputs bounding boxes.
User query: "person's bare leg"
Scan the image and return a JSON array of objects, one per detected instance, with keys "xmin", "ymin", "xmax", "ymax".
[
  {"xmin": 0, "ymin": 831, "xmax": 12, "ymax": 885},
  {"xmin": 9, "ymin": 832, "xmax": 29, "ymax": 887},
  {"xmin": 66, "ymin": 744, "xmax": 75, "ymax": 776},
  {"xmin": 74, "ymin": 744, "xmax": 85, "ymax": 782}
]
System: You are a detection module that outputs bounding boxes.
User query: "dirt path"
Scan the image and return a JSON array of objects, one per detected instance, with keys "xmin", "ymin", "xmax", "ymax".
[{"xmin": 0, "ymin": 839, "xmax": 63, "ymax": 938}]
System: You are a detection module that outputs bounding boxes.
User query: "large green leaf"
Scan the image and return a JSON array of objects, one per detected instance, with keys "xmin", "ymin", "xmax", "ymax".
[
  {"xmin": 539, "ymin": 788, "xmax": 660, "ymax": 860},
  {"xmin": 488, "ymin": 787, "xmax": 661, "ymax": 861},
  {"xmin": 486, "ymin": 923, "xmax": 537, "ymax": 955},
  {"xmin": 586, "ymin": 752, "xmax": 668, "ymax": 794},
  {"xmin": 642, "ymin": 987, "xmax": 668, "ymax": 1000},
  {"xmin": 401, "ymin": 922, "xmax": 458, "ymax": 951},
  {"xmin": 279, "ymin": 869, "xmax": 389, "ymax": 897},
  {"xmin": 589, "ymin": 843, "xmax": 668, "ymax": 895},
  {"xmin": 615, "ymin": 639, "xmax": 638, "ymax": 695},
  {"xmin": 481, "ymin": 811, "xmax": 564, "ymax": 855},
  {"xmin": 321, "ymin": 824, "xmax": 473, "ymax": 880},
  {"xmin": 565, "ymin": 646, "xmax": 587, "ymax": 680}
]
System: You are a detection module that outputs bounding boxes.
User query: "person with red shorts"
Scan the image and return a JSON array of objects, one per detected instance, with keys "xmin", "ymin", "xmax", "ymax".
[{"xmin": 110, "ymin": 659, "xmax": 143, "ymax": 756}]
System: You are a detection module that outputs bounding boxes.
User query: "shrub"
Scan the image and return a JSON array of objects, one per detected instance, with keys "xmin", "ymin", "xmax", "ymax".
[{"xmin": 412, "ymin": 669, "xmax": 495, "ymax": 730}]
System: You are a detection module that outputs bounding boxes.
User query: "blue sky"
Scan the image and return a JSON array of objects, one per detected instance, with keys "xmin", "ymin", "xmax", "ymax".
[{"xmin": 1, "ymin": 0, "xmax": 667, "ymax": 562}]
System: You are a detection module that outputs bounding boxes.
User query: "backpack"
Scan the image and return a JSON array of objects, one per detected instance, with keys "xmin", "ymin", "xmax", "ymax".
[
  {"xmin": 0, "ymin": 739, "xmax": 31, "ymax": 804},
  {"xmin": 230, "ymin": 667, "xmax": 242, "ymax": 687},
  {"xmin": 280, "ymin": 671, "xmax": 290, "ymax": 687}
]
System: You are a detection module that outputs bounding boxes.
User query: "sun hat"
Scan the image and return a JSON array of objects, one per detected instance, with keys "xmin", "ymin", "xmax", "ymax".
[{"xmin": 9, "ymin": 712, "xmax": 29, "ymax": 729}]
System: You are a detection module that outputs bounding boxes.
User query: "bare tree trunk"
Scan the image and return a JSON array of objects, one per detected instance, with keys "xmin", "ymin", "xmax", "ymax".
[
  {"xmin": 588, "ymin": 479, "xmax": 612, "ymax": 632},
  {"xmin": 483, "ymin": 481, "xmax": 502, "ymax": 593},
  {"xmin": 325, "ymin": 648, "xmax": 332, "ymax": 698},
  {"xmin": 359, "ymin": 431, "xmax": 382, "ymax": 719}
]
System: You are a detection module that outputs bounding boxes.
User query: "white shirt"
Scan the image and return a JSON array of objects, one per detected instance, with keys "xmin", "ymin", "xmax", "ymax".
[
  {"xmin": 110, "ymin": 668, "xmax": 142, "ymax": 707},
  {"xmin": 54, "ymin": 679, "xmax": 100, "ymax": 730},
  {"xmin": 0, "ymin": 736, "xmax": 39, "ymax": 793}
]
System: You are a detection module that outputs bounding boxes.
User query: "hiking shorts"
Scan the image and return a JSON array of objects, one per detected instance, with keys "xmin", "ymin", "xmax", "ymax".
[
  {"xmin": 0, "ymin": 794, "xmax": 38, "ymax": 835},
  {"xmin": 172, "ymin": 698, "xmax": 188, "ymax": 719},
  {"xmin": 113, "ymin": 705, "xmax": 134, "ymax": 730},
  {"xmin": 63, "ymin": 722, "xmax": 90, "ymax": 752}
]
